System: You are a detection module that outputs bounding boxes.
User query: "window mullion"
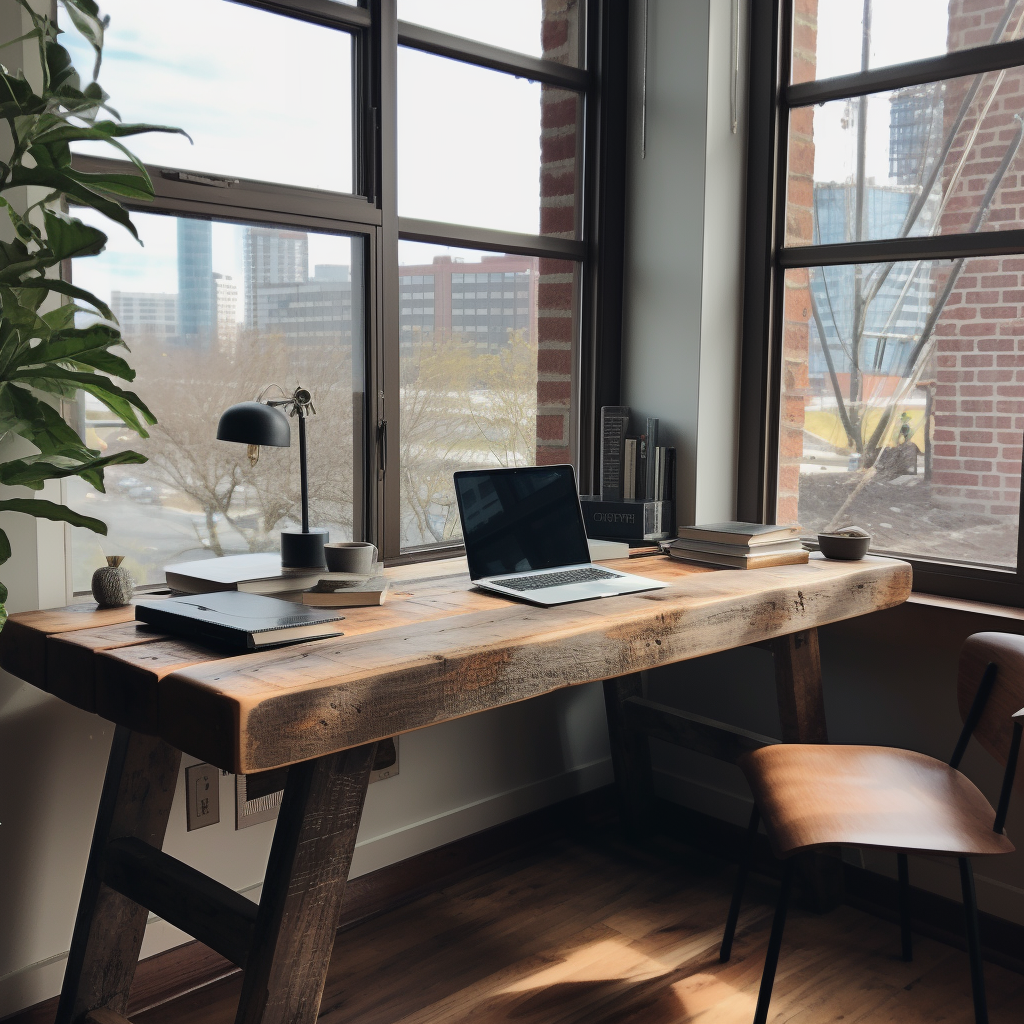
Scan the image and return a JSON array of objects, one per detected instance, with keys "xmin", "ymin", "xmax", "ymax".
[{"xmin": 375, "ymin": 0, "xmax": 402, "ymax": 561}]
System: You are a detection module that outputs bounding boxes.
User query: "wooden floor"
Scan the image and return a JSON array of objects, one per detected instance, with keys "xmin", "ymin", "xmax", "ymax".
[{"xmin": 136, "ymin": 835, "xmax": 1024, "ymax": 1024}]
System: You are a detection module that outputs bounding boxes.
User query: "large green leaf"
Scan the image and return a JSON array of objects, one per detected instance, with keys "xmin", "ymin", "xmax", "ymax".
[
  {"xmin": 0, "ymin": 497, "xmax": 106, "ymax": 534},
  {"xmin": 7, "ymin": 166, "xmax": 139, "ymax": 239},
  {"xmin": 0, "ymin": 381, "xmax": 45, "ymax": 438},
  {"xmin": 11, "ymin": 367, "xmax": 155, "ymax": 435},
  {"xmin": 17, "ymin": 395, "xmax": 95, "ymax": 455},
  {"xmin": 0, "ymin": 449, "xmax": 147, "ymax": 491},
  {"xmin": 56, "ymin": 0, "xmax": 105, "ymax": 79},
  {"xmin": 16, "ymin": 278, "xmax": 113, "ymax": 320},
  {"xmin": 44, "ymin": 40, "xmax": 79, "ymax": 95},
  {"xmin": 31, "ymin": 325, "xmax": 134, "ymax": 380},
  {"xmin": 42, "ymin": 210, "xmax": 107, "ymax": 261},
  {"xmin": 0, "ymin": 528, "xmax": 9, "ymax": 564}
]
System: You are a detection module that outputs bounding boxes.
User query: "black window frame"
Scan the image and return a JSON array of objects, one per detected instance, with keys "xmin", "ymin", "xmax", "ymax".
[
  {"xmin": 66, "ymin": 0, "xmax": 630, "ymax": 569},
  {"xmin": 740, "ymin": 0, "xmax": 1024, "ymax": 607}
]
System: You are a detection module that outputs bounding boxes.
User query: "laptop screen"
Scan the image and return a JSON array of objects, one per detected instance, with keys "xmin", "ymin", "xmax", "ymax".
[{"xmin": 454, "ymin": 466, "xmax": 591, "ymax": 580}]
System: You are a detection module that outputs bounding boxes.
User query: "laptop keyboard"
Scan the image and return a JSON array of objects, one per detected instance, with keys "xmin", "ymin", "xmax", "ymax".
[{"xmin": 493, "ymin": 567, "xmax": 619, "ymax": 592}]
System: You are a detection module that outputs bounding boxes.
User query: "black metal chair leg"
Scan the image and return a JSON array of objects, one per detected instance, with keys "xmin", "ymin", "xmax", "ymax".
[
  {"xmin": 898, "ymin": 852, "xmax": 913, "ymax": 962},
  {"xmin": 753, "ymin": 859, "xmax": 795, "ymax": 1024},
  {"xmin": 959, "ymin": 858, "xmax": 989, "ymax": 1024},
  {"xmin": 721, "ymin": 806, "xmax": 760, "ymax": 962}
]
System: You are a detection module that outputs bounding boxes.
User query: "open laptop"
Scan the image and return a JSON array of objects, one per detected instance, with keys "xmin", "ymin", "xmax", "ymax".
[{"xmin": 453, "ymin": 465, "xmax": 668, "ymax": 606}]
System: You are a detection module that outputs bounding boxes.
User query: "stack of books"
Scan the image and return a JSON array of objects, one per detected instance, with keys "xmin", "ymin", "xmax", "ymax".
[
  {"xmin": 666, "ymin": 522, "xmax": 808, "ymax": 569},
  {"xmin": 165, "ymin": 552, "xmax": 388, "ymax": 606}
]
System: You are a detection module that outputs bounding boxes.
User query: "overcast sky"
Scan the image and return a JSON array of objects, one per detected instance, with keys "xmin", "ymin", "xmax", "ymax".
[
  {"xmin": 811, "ymin": 0, "xmax": 993, "ymax": 185},
  {"xmin": 62, "ymin": 0, "xmax": 546, "ymax": 292},
  {"xmin": 65, "ymin": 1, "xmax": 997, "ymax": 298}
]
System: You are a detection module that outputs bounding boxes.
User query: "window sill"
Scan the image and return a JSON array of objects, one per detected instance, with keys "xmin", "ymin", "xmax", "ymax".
[{"xmin": 907, "ymin": 591, "xmax": 1024, "ymax": 623}]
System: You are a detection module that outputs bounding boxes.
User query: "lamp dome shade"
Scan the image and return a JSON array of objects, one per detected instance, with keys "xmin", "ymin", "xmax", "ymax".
[{"xmin": 216, "ymin": 402, "xmax": 291, "ymax": 447}]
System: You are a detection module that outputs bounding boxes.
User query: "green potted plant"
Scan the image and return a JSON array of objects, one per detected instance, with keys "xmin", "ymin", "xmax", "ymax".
[{"xmin": 0, "ymin": 0, "xmax": 184, "ymax": 625}]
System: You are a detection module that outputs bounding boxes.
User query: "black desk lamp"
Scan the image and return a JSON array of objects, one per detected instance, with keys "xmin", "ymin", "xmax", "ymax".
[{"xmin": 216, "ymin": 384, "xmax": 328, "ymax": 569}]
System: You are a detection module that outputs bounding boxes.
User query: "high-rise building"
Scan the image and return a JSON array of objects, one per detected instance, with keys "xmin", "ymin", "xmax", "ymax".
[
  {"xmin": 213, "ymin": 273, "xmax": 239, "ymax": 351},
  {"xmin": 110, "ymin": 290, "xmax": 178, "ymax": 340},
  {"xmin": 176, "ymin": 218, "xmax": 214, "ymax": 347},
  {"xmin": 243, "ymin": 226, "xmax": 309, "ymax": 329},
  {"xmin": 889, "ymin": 83, "xmax": 943, "ymax": 186},
  {"xmin": 809, "ymin": 184, "xmax": 933, "ymax": 379}
]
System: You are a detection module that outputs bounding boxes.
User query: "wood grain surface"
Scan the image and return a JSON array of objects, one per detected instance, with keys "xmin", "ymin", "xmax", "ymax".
[
  {"xmin": 2, "ymin": 555, "xmax": 912, "ymax": 773},
  {"xmin": 740, "ymin": 744, "xmax": 1016, "ymax": 858},
  {"xmin": 131, "ymin": 832, "xmax": 1024, "ymax": 1024}
]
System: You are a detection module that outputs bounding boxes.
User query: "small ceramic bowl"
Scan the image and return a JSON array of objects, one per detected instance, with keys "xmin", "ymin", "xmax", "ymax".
[{"xmin": 817, "ymin": 533, "xmax": 871, "ymax": 560}]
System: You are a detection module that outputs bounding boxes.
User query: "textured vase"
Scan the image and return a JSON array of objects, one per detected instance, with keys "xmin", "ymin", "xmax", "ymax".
[{"xmin": 91, "ymin": 556, "xmax": 135, "ymax": 607}]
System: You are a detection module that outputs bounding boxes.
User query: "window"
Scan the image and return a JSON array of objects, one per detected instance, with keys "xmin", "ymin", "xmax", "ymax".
[
  {"xmin": 746, "ymin": 0, "xmax": 1024, "ymax": 603},
  {"xmin": 60, "ymin": 0, "xmax": 619, "ymax": 583}
]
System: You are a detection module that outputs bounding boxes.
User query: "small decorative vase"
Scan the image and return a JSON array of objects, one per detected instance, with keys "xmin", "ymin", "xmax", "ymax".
[{"xmin": 91, "ymin": 556, "xmax": 136, "ymax": 607}]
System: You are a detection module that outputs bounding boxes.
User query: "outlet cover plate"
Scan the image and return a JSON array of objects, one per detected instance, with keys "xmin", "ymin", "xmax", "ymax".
[{"xmin": 185, "ymin": 763, "xmax": 220, "ymax": 830}]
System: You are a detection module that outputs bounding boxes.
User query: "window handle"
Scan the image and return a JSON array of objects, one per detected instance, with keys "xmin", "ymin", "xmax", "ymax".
[{"xmin": 378, "ymin": 419, "xmax": 387, "ymax": 477}]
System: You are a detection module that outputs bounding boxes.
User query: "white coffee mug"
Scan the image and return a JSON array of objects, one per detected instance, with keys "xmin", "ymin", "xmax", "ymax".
[{"xmin": 324, "ymin": 541, "xmax": 378, "ymax": 574}]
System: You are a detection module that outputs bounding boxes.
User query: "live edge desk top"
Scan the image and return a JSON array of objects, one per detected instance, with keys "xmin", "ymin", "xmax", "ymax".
[{"xmin": 0, "ymin": 554, "xmax": 912, "ymax": 776}]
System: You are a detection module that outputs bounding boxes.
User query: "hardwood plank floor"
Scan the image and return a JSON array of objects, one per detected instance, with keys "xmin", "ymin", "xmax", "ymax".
[{"xmin": 135, "ymin": 836, "xmax": 1024, "ymax": 1024}]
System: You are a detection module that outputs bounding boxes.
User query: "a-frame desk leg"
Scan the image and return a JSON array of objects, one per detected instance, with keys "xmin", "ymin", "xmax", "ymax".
[
  {"xmin": 56, "ymin": 727, "xmax": 181, "ymax": 1024},
  {"xmin": 602, "ymin": 673, "xmax": 652, "ymax": 837},
  {"xmin": 234, "ymin": 741, "xmax": 378, "ymax": 1024},
  {"xmin": 772, "ymin": 628, "xmax": 844, "ymax": 912}
]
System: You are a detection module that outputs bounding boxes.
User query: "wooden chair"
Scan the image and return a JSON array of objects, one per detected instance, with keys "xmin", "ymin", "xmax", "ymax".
[{"xmin": 720, "ymin": 631, "xmax": 1024, "ymax": 1024}]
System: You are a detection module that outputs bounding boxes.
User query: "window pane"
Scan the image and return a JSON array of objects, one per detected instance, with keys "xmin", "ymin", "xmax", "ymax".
[
  {"xmin": 398, "ymin": 49, "xmax": 580, "ymax": 235},
  {"xmin": 398, "ymin": 0, "xmax": 582, "ymax": 66},
  {"xmin": 792, "ymin": 0, "xmax": 1024, "ymax": 84},
  {"xmin": 398, "ymin": 241, "xmax": 578, "ymax": 552},
  {"xmin": 778, "ymin": 260, "xmax": 1022, "ymax": 569},
  {"xmin": 60, "ymin": 0, "xmax": 353, "ymax": 193},
  {"xmin": 67, "ymin": 212, "xmax": 365, "ymax": 590},
  {"xmin": 786, "ymin": 68, "xmax": 1024, "ymax": 247}
]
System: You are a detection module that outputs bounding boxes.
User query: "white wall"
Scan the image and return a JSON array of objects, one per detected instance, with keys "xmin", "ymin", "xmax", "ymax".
[{"xmin": 621, "ymin": 0, "xmax": 745, "ymax": 526}]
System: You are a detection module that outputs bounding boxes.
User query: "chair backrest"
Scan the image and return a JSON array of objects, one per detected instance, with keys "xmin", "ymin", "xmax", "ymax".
[{"xmin": 958, "ymin": 632, "xmax": 1024, "ymax": 783}]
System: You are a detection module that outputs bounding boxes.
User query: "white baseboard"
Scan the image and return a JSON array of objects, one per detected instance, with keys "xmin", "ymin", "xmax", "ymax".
[{"xmin": 0, "ymin": 758, "xmax": 613, "ymax": 1019}]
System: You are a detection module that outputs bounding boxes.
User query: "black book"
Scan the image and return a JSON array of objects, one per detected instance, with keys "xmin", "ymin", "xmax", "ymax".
[
  {"xmin": 135, "ymin": 591, "xmax": 345, "ymax": 651},
  {"xmin": 600, "ymin": 405, "xmax": 630, "ymax": 500}
]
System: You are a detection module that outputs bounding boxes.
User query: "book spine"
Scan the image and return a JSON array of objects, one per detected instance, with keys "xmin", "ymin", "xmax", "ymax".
[
  {"xmin": 636, "ymin": 434, "xmax": 647, "ymax": 500},
  {"xmin": 665, "ymin": 447, "xmax": 676, "ymax": 506},
  {"xmin": 645, "ymin": 417, "xmax": 659, "ymax": 499},
  {"xmin": 623, "ymin": 438, "xmax": 637, "ymax": 500},
  {"xmin": 600, "ymin": 406, "xmax": 630, "ymax": 500}
]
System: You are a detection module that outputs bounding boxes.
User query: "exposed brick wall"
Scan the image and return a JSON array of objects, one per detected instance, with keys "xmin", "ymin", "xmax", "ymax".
[
  {"xmin": 536, "ymin": 0, "xmax": 580, "ymax": 466},
  {"xmin": 777, "ymin": 0, "xmax": 819, "ymax": 523},
  {"xmin": 931, "ymin": 0, "xmax": 1024, "ymax": 516}
]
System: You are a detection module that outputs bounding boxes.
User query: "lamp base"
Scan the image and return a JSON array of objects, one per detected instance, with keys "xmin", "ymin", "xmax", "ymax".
[{"xmin": 281, "ymin": 528, "xmax": 329, "ymax": 569}]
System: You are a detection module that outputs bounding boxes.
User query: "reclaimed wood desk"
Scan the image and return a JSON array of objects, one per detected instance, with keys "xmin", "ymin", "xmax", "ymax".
[{"xmin": 0, "ymin": 553, "xmax": 911, "ymax": 1024}]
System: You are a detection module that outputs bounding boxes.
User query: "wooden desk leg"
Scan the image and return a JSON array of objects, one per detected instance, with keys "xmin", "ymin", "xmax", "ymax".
[
  {"xmin": 56, "ymin": 727, "xmax": 181, "ymax": 1024},
  {"xmin": 234, "ymin": 741, "xmax": 378, "ymax": 1024},
  {"xmin": 772, "ymin": 629, "xmax": 844, "ymax": 912},
  {"xmin": 603, "ymin": 674, "xmax": 653, "ymax": 837}
]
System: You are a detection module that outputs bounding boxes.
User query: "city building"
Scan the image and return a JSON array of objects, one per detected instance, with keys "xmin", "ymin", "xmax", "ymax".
[
  {"xmin": 397, "ymin": 254, "xmax": 538, "ymax": 352},
  {"xmin": 243, "ymin": 226, "xmax": 310, "ymax": 329},
  {"xmin": 176, "ymin": 217, "xmax": 214, "ymax": 347},
  {"xmin": 109, "ymin": 290, "xmax": 178, "ymax": 339},
  {"xmin": 213, "ymin": 273, "xmax": 238, "ymax": 351}
]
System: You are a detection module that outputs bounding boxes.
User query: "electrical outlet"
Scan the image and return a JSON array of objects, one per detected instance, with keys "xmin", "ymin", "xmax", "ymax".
[
  {"xmin": 185, "ymin": 763, "xmax": 220, "ymax": 831},
  {"xmin": 370, "ymin": 735, "xmax": 399, "ymax": 783}
]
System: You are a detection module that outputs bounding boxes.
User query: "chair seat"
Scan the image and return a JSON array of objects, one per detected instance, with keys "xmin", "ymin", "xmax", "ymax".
[{"xmin": 740, "ymin": 744, "xmax": 1015, "ymax": 859}]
